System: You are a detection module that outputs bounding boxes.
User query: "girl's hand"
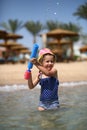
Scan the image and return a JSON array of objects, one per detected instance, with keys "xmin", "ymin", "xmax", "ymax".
[
  {"xmin": 38, "ymin": 71, "xmax": 42, "ymax": 79},
  {"xmin": 30, "ymin": 58, "xmax": 38, "ymax": 65}
]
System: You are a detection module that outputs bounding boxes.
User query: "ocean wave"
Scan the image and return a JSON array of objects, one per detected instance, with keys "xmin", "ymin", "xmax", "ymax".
[
  {"xmin": 60, "ymin": 81, "xmax": 87, "ymax": 87},
  {"xmin": 0, "ymin": 84, "xmax": 28, "ymax": 92},
  {"xmin": 0, "ymin": 81, "xmax": 87, "ymax": 92}
]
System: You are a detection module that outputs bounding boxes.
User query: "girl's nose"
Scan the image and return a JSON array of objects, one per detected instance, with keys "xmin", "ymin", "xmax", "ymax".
[{"xmin": 49, "ymin": 61, "xmax": 53, "ymax": 64}]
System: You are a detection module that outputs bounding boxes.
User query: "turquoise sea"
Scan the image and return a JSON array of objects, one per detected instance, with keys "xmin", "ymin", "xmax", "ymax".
[{"xmin": 0, "ymin": 82, "xmax": 87, "ymax": 130}]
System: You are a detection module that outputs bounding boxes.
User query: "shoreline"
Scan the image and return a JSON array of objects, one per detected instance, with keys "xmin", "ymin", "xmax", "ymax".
[
  {"xmin": 0, "ymin": 80, "xmax": 87, "ymax": 86},
  {"xmin": 0, "ymin": 81, "xmax": 87, "ymax": 92},
  {"xmin": 0, "ymin": 61, "xmax": 87, "ymax": 86}
]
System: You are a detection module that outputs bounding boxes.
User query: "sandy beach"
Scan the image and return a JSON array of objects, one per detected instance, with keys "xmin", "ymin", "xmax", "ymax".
[{"xmin": 0, "ymin": 61, "xmax": 87, "ymax": 86}]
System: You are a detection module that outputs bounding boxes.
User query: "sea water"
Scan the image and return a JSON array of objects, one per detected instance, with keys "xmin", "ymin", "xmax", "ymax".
[{"xmin": 0, "ymin": 82, "xmax": 87, "ymax": 130}]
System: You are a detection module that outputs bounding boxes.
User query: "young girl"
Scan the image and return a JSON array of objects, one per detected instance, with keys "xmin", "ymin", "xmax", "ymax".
[{"xmin": 26, "ymin": 48, "xmax": 59, "ymax": 111}]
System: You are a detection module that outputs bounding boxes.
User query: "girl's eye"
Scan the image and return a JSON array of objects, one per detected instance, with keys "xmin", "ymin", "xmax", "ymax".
[
  {"xmin": 46, "ymin": 60, "xmax": 53, "ymax": 63},
  {"xmin": 51, "ymin": 61, "xmax": 54, "ymax": 63}
]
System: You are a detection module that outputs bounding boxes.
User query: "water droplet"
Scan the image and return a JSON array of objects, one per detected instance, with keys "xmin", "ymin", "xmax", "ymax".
[
  {"xmin": 56, "ymin": 2, "xmax": 59, "ymax": 5},
  {"xmin": 47, "ymin": 8, "xmax": 50, "ymax": 11},
  {"xmin": 54, "ymin": 12, "xmax": 57, "ymax": 15}
]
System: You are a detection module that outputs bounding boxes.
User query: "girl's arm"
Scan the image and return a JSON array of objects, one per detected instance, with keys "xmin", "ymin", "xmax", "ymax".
[
  {"xmin": 30, "ymin": 58, "xmax": 57, "ymax": 77},
  {"xmin": 28, "ymin": 72, "xmax": 40, "ymax": 89},
  {"xmin": 36, "ymin": 65, "xmax": 57, "ymax": 77}
]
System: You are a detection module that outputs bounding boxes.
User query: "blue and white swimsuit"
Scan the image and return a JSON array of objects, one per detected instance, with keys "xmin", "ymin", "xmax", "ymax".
[{"xmin": 39, "ymin": 77, "xmax": 59, "ymax": 110}]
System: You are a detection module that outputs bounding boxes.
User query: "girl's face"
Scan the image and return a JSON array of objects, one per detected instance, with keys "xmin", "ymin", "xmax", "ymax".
[{"xmin": 42, "ymin": 54, "xmax": 55, "ymax": 71}]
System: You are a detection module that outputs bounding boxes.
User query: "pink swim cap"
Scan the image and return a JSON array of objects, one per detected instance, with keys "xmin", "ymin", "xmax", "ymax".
[{"xmin": 38, "ymin": 48, "xmax": 55, "ymax": 62}]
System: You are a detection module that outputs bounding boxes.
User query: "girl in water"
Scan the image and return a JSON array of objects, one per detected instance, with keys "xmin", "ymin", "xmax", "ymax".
[{"xmin": 26, "ymin": 48, "xmax": 59, "ymax": 111}]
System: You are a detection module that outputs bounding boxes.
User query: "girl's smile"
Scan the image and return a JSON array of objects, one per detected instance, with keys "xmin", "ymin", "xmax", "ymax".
[{"xmin": 42, "ymin": 55, "xmax": 54, "ymax": 71}]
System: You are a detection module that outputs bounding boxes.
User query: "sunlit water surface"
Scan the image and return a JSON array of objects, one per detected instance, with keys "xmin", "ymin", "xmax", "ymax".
[{"xmin": 0, "ymin": 82, "xmax": 87, "ymax": 130}]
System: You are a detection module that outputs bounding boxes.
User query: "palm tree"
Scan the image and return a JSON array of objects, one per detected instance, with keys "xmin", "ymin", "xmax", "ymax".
[
  {"xmin": 24, "ymin": 21, "xmax": 43, "ymax": 43},
  {"xmin": 45, "ymin": 20, "xmax": 59, "ymax": 30},
  {"xmin": 0, "ymin": 19, "xmax": 24, "ymax": 61},
  {"xmin": 73, "ymin": 2, "xmax": 87, "ymax": 21},
  {"xmin": 59, "ymin": 22, "xmax": 81, "ymax": 41},
  {"xmin": 0, "ymin": 19, "xmax": 24, "ymax": 33},
  {"xmin": 73, "ymin": 2, "xmax": 87, "ymax": 45}
]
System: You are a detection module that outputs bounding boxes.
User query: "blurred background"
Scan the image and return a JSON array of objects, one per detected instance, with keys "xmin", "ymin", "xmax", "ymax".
[{"xmin": 0, "ymin": 0, "xmax": 87, "ymax": 63}]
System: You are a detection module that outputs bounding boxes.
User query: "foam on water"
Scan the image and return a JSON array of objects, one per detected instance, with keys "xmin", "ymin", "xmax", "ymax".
[
  {"xmin": 0, "ymin": 84, "xmax": 28, "ymax": 92},
  {"xmin": 60, "ymin": 81, "xmax": 87, "ymax": 87},
  {"xmin": 0, "ymin": 81, "xmax": 87, "ymax": 92}
]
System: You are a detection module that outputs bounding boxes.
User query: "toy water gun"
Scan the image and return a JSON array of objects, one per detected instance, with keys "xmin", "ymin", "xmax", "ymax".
[{"xmin": 24, "ymin": 43, "xmax": 39, "ymax": 80}]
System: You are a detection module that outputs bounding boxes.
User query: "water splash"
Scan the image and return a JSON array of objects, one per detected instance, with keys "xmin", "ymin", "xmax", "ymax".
[
  {"xmin": 54, "ymin": 12, "xmax": 57, "ymax": 15},
  {"xmin": 46, "ymin": 0, "xmax": 60, "ymax": 17},
  {"xmin": 56, "ymin": 2, "xmax": 59, "ymax": 5}
]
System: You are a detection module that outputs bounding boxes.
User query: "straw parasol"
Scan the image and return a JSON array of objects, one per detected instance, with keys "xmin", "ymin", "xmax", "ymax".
[
  {"xmin": 11, "ymin": 45, "xmax": 30, "ymax": 55},
  {"xmin": 41, "ymin": 29, "xmax": 79, "ymax": 61},
  {"xmin": 47, "ymin": 39, "xmax": 72, "ymax": 57},
  {"xmin": 0, "ymin": 41, "xmax": 22, "ymax": 47},
  {"xmin": 19, "ymin": 49, "xmax": 31, "ymax": 54},
  {"xmin": 45, "ymin": 28, "xmax": 79, "ymax": 39},
  {"xmin": 0, "ymin": 40, "xmax": 28, "ymax": 59},
  {"xmin": 52, "ymin": 48, "xmax": 63, "ymax": 54},
  {"xmin": 0, "ymin": 31, "xmax": 23, "ymax": 41},
  {"xmin": 5, "ymin": 33, "xmax": 23, "ymax": 40},
  {"xmin": 47, "ymin": 39, "xmax": 72, "ymax": 45},
  {"xmin": 0, "ymin": 41, "xmax": 24, "ymax": 56},
  {"xmin": 0, "ymin": 30, "xmax": 7, "ymax": 39},
  {"xmin": 11, "ymin": 45, "xmax": 28, "ymax": 50},
  {"xmin": 79, "ymin": 45, "xmax": 87, "ymax": 53}
]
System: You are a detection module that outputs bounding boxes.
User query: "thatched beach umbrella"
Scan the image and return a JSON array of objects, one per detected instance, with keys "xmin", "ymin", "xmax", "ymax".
[
  {"xmin": 45, "ymin": 28, "xmax": 78, "ymax": 39},
  {"xmin": 0, "ymin": 31, "xmax": 24, "ymax": 62},
  {"xmin": 11, "ymin": 45, "xmax": 28, "ymax": 50},
  {"xmin": 47, "ymin": 39, "xmax": 72, "ymax": 51},
  {"xmin": 41, "ymin": 29, "xmax": 79, "ymax": 61},
  {"xmin": 52, "ymin": 48, "xmax": 63, "ymax": 54},
  {"xmin": 19, "ymin": 49, "xmax": 31, "ymax": 54},
  {"xmin": 11, "ymin": 45, "xmax": 30, "ymax": 55},
  {"xmin": 47, "ymin": 39, "xmax": 73, "ymax": 58},
  {"xmin": 40, "ymin": 28, "xmax": 78, "ymax": 47},
  {"xmin": 79, "ymin": 45, "xmax": 87, "ymax": 53},
  {"xmin": 0, "ymin": 41, "xmax": 22, "ymax": 47},
  {"xmin": 0, "ymin": 31, "xmax": 23, "ymax": 42},
  {"xmin": 47, "ymin": 39, "xmax": 72, "ymax": 45},
  {"xmin": 0, "ymin": 30, "xmax": 7, "ymax": 39},
  {"xmin": 5, "ymin": 33, "xmax": 23, "ymax": 40},
  {"xmin": 0, "ymin": 41, "xmax": 26, "ymax": 60},
  {"xmin": 0, "ymin": 41, "xmax": 23, "ymax": 56}
]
